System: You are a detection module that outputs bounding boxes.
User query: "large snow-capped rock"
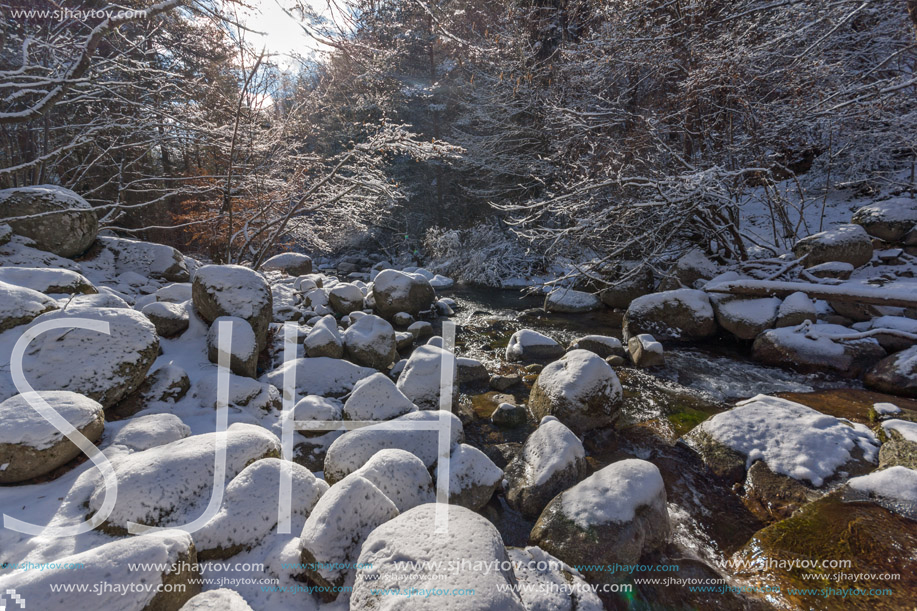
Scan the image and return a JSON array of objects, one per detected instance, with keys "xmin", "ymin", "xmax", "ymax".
[
  {"xmin": 504, "ymin": 416, "xmax": 588, "ymax": 519},
  {"xmin": 180, "ymin": 589, "xmax": 254, "ymax": 611},
  {"xmin": 195, "ymin": 458, "xmax": 327, "ymax": 560},
  {"xmin": 343, "ymin": 314, "xmax": 398, "ymax": 369},
  {"xmin": 0, "ymin": 391, "xmax": 105, "ymax": 483},
  {"xmin": 372, "ymin": 269, "xmax": 436, "ymax": 319},
  {"xmin": 264, "ymin": 357, "xmax": 375, "ymax": 399},
  {"xmin": 141, "ymin": 300, "xmax": 190, "ymax": 338},
  {"xmin": 262, "ymin": 252, "xmax": 313, "ymax": 276},
  {"xmin": 196, "ymin": 372, "xmax": 280, "ymax": 412},
  {"xmin": 567, "ymin": 334, "xmax": 625, "ymax": 359},
  {"xmin": 0, "ymin": 267, "xmax": 95, "ymax": 295},
  {"xmin": 87, "ymin": 423, "xmax": 280, "ymax": 533},
  {"xmin": 0, "ymin": 279, "xmax": 57, "ymax": 332},
  {"xmin": 12, "ymin": 307, "xmax": 159, "ymax": 408},
  {"xmin": 448, "ymin": 443, "xmax": 503, "ymax": 510},
  {"xmin": 852, "ymin": 315, "xmax": 917, "ymax": 353},
  {"xmin": 0, "ymin": 185, "xmax": 98, "ymax": 257},
  {"xmin": 683, "ymin": 394, "xmax": 878, "ymax": 487},
  {"xmin": 851, "ymin": 197, "xmax": 917, "ymax": 243},
  {"xmin": 304, "ymin": 315, "xmax": 344, "ymax": 359},
  {"xmin": 623, "ymin": 288, "xmax": 717, "ymax": 341},
  {"xmin": 545, "ymin": 288, "xmax": 602, "ymax": 313},
  {"xmin": 109, "ymin": 413, "xmax": 190, "ymax": 452},
  {"xmin": 350, "ymin": 448, "xmax": 434, "ymax": 513},
  {"xmin": 89, "ymin": 235, "xmax": 190, "ymax": 282},
  {"xmin": 752, "ymin": 323, "xmax": 886, "ymax": 377},
  {"xmin": 508, "ymin": 546, "xmax": 603, "ymax": 611},
  {"xmin": 299, "ymin": 474, "xmax": 399, "ymax": 599},
  {"xmin": 396, "ymin": 344, "xmax": 457, "ymax": 409},
  {"xmin": 206, "ymin": 315, "xmax": 259, "ymax": 378},
  {"xmin": 627, "ymin": 333, "xmax": 664, "ymax": 367},
  {"xmin": 865, "ymin": 345, "xmax": 917, "ymax": 398},
  {"xmin": 0, "ymin": 530, "xmax": 200, "ymax": 610},
  {"xmin": 324, "ymin": 410, "xmax": 463, "ymax": 483},
  {"xmin": 192, "ymin": 264, "xmax": 272, "ymax": 350},
  {"xmin": 776, "ymin": 291, "xmax": 816, "ymax": 328},
  {"xmin": 328, "ymin": 282, "xmax": 365, "ymax": 315},
  {"xmin": 343, "ymin": 372, "xmax": 417, "ymax": 421},
  {"xmin": 505, "ymin": 329, "xmax": 564, "ymax": 362},
  {"xmin": 711, "ymin": 295, "xmax": 781, "ymax": 340},
  {"xmin": 530, "ymin": 459, "xmax": 669, "ymax": 584},
  {"xmin": 351, "ymin": 504, "xmax": 526, "ymax": 611},
  {"xmin": 792, "ymin": 224, "xmax": 874, "ymax": 268},
  {"xmin": 529, "ymin": 349, "xmax": 622, "ymax": 433}
]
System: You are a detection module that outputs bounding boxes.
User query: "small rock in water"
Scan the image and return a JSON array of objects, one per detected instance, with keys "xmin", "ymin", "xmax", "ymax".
[
  {"xmin": 490, "ymin": 374, "xmax": 521, "ymax": 391},
  {"xmin": 567, "ymin": 334, "xmax": 625, "ymax": 359},
  {"xmin": 605, "ymin": 355, "xmax": 626, "ymax": 367},
  {"xmin": 506, "ymin": 329, "xmax": 564, "ymax": 362},
  {"xmin": 491, "ymin": 402, "xmax": 527, "ymax": 428},
  {"xmin": 628, "ymin": 333, "xmax": 665, "ymax": 367}
]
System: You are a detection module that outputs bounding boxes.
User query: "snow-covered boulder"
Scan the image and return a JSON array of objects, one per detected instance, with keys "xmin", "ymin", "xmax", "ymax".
[
  {"xmin": 491, "ymin": 401, "xmax": 527, "ymax": 427},
  {"xmin": 87, "ymin": 423, "xmax": 280, "ymax": 533},
  {"xmin": 711, "ymin": 295, "xmax": 781, "ymax": 340},
  {"xmin": 529, "ymin": 349, "xmax": 622, "ymax": 433},
  {"xmin": 192, "ymin": 264, "xmax": 273, "ymax": 350},
  {"xmin": 407, "ymin": 320, "xmax": 433, "ymax": 339},
  {"xmin": 0, "ymin": 267, "xmax": 95, "ymax": 295},
  {"xmin": 0, "ymin": 391, "xmax": 104, "ymax": 483},
  {"xmin": 683, "ymin": 394, "xmax": 878, "ymax": 487},
  {"xmin": 141, "ymin": 300, "xmax": 190, "ymax": 337},
  {"xmin": 865, "ymin": 345, "xmax": 917, "ymax": 398},
  {"xmin": 448, "ymin": 443, "xmax": 502, "ymax": 510},
  {"xmin": 196, "ymin": 458, "xmax": 327, "ymax": 560},
  {"xmin": 567, "ymin": 334, "xmax": 625, "ymax": 359},
  {"xmin": 0, "ymin": 530, "xmax": 200, "ymax": 610},
  {"xmin": 530, "ymin": 459, "xmax": 669, "ymax": 584},
  {"xmin": 456, "ymin": 356, "xmax": 489, "ymax": 385},
  {"xmin": 793, "ymin": 224, "xmax": 874, "ymax": 268},
  {"xmin": 91, "ymin": 235, "xmax": 190, "ymax": 282},
  {"xmin": 14, "ymin": 307, "xmax": 159, "ymax": 408},
  {"xmin": 343, "ymin": 314, "xmax": 398, "ymax": 369},
  {"xmin": 395, "ymin": 330, "xmax": 414, "ymax": 351},
  {"xmin": 846, "ymin": 466, "xmax": 917, "ymax": 508},
  {"xmin": 180, "ymin": 589, "xmax": 253, "ymax": 611},
  {"xmin": 302, "ymin": 287, "xmax": 331, "ymax": 314},
  {"xmin": 351, "ymin": 504, "xmax": 526, "ymax": 611},
  {"xmin": 264, "ymin": 357, "xmax": 375, "ymax": 399},
  {"xmin": 429, "ymin": 273, "xmax": 454, "ymax": 289},
  {"xmin": 658, "ymin": 248, "xmax": 719, "ymax": 290},
  {"xmin": 504, "ymin": 416, "xmax": 587, "ymax": 519},
  {"xmin": 351, "ymin": 448, "xmax": 434, "ymax": 512},
  {"xmin": 752, "ymin": 323, "xmax": 886, "ymax": 377},
  {"xmin": 853, "ymin": 315, "xmax": 917, "ymax": 353},
  {"xmin": 600, "ymin": 264, "xmax": 655, "ymax": 309},
  {"xmin": 206, "ymin": 315, "xmax": 259, "ymax": 378},
  {"xmin": 343, "ymin": 372, "xmax": 417, "ymax": 421},
  {"xmin": 304, "ymin": 315, "xmax": 343, "ymax": 358},
  {"xmin": 393, "ymin": 311, "xmax": 414, "ymax": 326},
  {"xmin": 0, "ymin": 185, "xmax": 97, "ymax": 257},
  {"xmin": 262, "ymin": 252, "xmax": 313, "ymax": 276},
  {"xmin": 324, "ymin": 410, "xmax": 463, "ymax": 483},
  {"xmin": 851, "ymin": 197, "xmax": 917, "ymax": 243},
  {"xmin": 623, "ymin": 288, "xmax": 717, "ymax": 341},
  {"xmin": 776, "ymin": 291, "xmax": 816, "ymax": 328},
  {"xmin": 109, "ymin": 413, "xmax": 190, "ymax": 451},
  {"xmin": 0, "ymin": 279, "xmax": 57, "ymax": 332},
  {"xmin": 328, "ymin": 282, "xmax": 364, "ymax": 315},
  {"xmin": 808, "ymin": 260, "xmax": 855, "ymax": 280},
  {"xmin": 282, "ymin": 395, "xmax": 342, "ymax": 439},
  {"xmin": 196, "ymin": 373, "xmax": 280, "ymax": 412},
  {"xmin": 299, "ymin": 474, "xmax": 399, "ymax": 599},
  {"xmin": 508, "ymin": 546, "xmax": 603, "ymax": 611},
  {"xmin": 372, "ymin": 269, "xmax": 436, "ymax": 319},
  {"xmin": 395, "ymin": 344, "xmax": 457, "ymax": 409},
  {"xmin": 545, "ymin": 288, "xmax": 602, "ymax": 313},
  {"xmin": 270, "ymin": 281, "xmax": 302, "ymax": 322},
  {"xmin": 627, "ymin": 333, "xmax": 664, "ymax": 367},
  {"xmin": 155, "ymin": 282, "xmax": 193, "ymax": 304},
  {"xmin": 505, "ymin": 329, "xmax": 564, "ymax": 362}
]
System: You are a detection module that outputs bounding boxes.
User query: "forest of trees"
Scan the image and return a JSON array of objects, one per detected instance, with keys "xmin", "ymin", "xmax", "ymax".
[{"xmin": 2, "ymin": 0, "xmax": 915, "ymax": 283}]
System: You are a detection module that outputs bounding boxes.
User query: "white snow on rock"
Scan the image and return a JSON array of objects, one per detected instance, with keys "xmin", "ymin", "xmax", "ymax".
[
  {"xmin": 882, "ymin": 419, "xmax": 917, "ymax": 443},
  {"xmin": 206, "ymin": 315, "xmax": 258, "ymax": 377},
  {"xmin": 87, "ymin": 423, "xmax": 281, "ymax": 531},
  {"xmin": 342, "ymin": 314, "xmax": 397, "ymax": 369},
  {"xmin": 329, "ymin": 282, "xmax": 365, "ymax": 314},
  {"xmin": 0, "ymin": 390, "xmax": 103, "ymax": 451},
  {"xmin": 429, "ymin": 274, "xmax": 454, "ymax": 289},
  {"xmin": 545, "ymin": 288, "xmax": 602, "ymax": 313},
  {"xmin": 0, "ymin": 530, "xmax": 196, "ymax": 611},
  {"xmin": 776, "ymin": 291, "xmax": 816, "ymax": 327},
  {"xmin": 873, "ymin": 402, "xmax": 901, "ymax": 416},
  {"xmin": 299, "ymin": 474, "xmax": 399, "ymax": 588},
  {"xmin": 396, "ymin": 344, "xmax": 457, "ymax": 410},
  {"xmin": 192, "ymin": 264, "xmax": 272, "ymax": 337},
  {"xmin": 0, "ymin": 267, "xmax": 95, "ymax": 295},
  {"xmin": 529, "ymin": 349, "xmax": 622, "ymax": 431},
  {"xmin": 304, "ymin": 315, "xmax": 343, "ymax": 358},
  {"xmin": 448, "ymin": 443, "xmax": 503, "ymax": 510},
  {"xmin": 697, "ymin": 394, "xmax": 879, "ymax": 486},
  {"xmin": 505, "ymin": 329, "xmax": 563, "ymax": 362},
  {"xmin": 180, "ymin": 589, "xmax": 254, "ymax": 611},
  {"xmin": 109, "ymin": 413, "xmax": 191, "ymax": 451},
  {"xmin": 525, "ymin": 416, "xmax": 585, "ymax": 487},
  {"xmin": 324, "ymin": 410, "xmax": 463, "ymax": 483},
  {"xmin": 343, "ymin": 372, "xmax": 417, "ymax": 421},
  {"xmin": 351, "ymin": 448, "xmax": 434, "ymax": 513},
  {"xmin": 196, "ymin": 458, "xmax": 327, "ymax": 558},
  {"xmin": 262, "ymin": 252, "xmax": 312, "ymax": 276},
  {"xmin": 0, "ymin": 234, "xmax": 81, "ymax": 271},
  {"xmin": 351, "ymin": 504, "xmax": 526, "ymax": 611},
  {"xmin": 0, "ymin": 279, "xmax": 57, "ymax": 332},
  {"xmin": 561, "ymin": 459, "xmax": 666, "ymax": 529},
  {"xmin": 508, "ymin": 546, "xmax": 603, "ymax": 611},
  {"xmin": 264, "ymin": 357, "xmax": 375, "ymax": 399},
  {"xmin": 623, "ymin": 288, "xmax": 716, "ymax": 341},
  {"xmin": 155, "ymin": 282, "xmax": 193, "ymax": 303},
  {"xmin": 847, "ymin": 466, "xmax": 917, "ymax": 503},
  {"xmin": 196, "ymin": 373, "xmax": 280, "ymax": 412},
  {"xmin": 712, "ymin": 295, "xmax": 780, "ymax": 340},
  {"xmin": 87, "ymin": 235, "xmax": 189, "ymax": 282}
]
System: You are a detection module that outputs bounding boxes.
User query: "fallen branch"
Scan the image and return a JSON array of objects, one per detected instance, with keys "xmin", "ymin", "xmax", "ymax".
[{"xmin": 704, "ymin": 279, "xmax": 917, "ymax": 309}]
